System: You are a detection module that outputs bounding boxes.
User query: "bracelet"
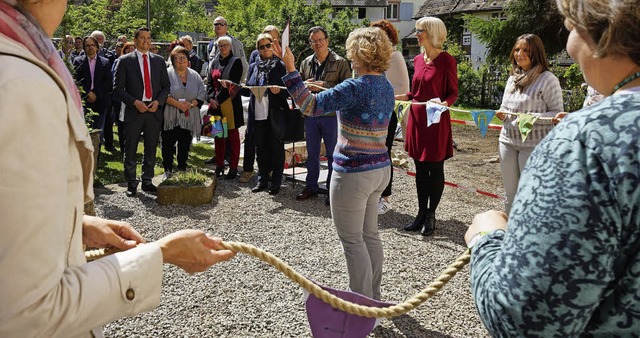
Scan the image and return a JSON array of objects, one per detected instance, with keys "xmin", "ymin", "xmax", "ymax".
[{"xmin": 467, "ymin": 229, "xmax": 505, "ymax": 248}]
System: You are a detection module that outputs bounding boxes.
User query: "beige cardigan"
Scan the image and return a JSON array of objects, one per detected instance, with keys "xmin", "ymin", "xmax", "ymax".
[{"xmin": 0, "ymin": 35, "xmax": 163, "ymax": 337}]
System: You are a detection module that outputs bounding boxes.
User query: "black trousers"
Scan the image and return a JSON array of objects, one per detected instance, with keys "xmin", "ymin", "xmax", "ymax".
[
  {"xmin": 255, "ymin": 119, "xmax": 284, "ymax": 188},
  {"xmin": 381, "ymin": 111, "xmax": 398, "ymax": 198},
  {"xmin": 414, "ymin": 160, "xmax": 445, "ymax": 216},
  {"xmin": 161, "ymin": 127, "xmax": 192, "ymax": 171},
  {"xmin": 103, "ymin": 105, "xmax": 114, "ymax": 148},
  {"xmin": 123, "ymin": 112, "xmax": 161, "ymax": 185},
  {"xmin": 242, "ymin": 127, "xmax": 256, "ymax": 172}
]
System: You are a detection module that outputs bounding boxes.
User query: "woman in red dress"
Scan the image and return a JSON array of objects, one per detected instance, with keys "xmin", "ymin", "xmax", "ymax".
[{"xmin": 396, "ymin": 16, "xmax": 458, "ymax": 236}]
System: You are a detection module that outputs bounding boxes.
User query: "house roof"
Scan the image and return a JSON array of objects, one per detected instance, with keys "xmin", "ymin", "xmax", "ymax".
[
  {"xmin": 327, "ymin": 0, "xmax": 389, "ymax": 7},
  {"xmin": 414, "ymin": 0, "xmax": 508, "ymax": 18}
]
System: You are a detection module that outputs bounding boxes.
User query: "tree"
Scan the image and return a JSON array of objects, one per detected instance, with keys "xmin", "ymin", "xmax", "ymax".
[
  {"xmin": 215, "ymin": 0, "xmax": 367, "ymax": 64},
  {"xmin": 465, "ymin": 0, "xmax": 567, "ymax": 61},
  {"xmin": 57, "ymin": 0, "xmax": 213, "ymax": 42}
]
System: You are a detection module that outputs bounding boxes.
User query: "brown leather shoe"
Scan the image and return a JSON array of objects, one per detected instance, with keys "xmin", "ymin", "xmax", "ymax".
[{"xmin": 296, "ymin": 187, "xmax": 318, "ymax": 200}]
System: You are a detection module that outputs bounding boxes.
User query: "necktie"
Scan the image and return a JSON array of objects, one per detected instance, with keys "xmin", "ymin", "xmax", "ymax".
[{"xmin": 142, "ymin": 54, "xmax": 152, "ymax": 100}]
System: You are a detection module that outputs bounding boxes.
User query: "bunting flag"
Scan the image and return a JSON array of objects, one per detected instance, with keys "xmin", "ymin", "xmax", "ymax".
[
  {"xmin": 211, "ymin": 116, "xmax": 228, "ymax": 138},
  {"xmin": 304, "ymin": 281, "xmax": 394, "ymax": 338},
  {"xmin": 426, "ymin": 101, "xmax": 448, "ymax": 127},
  {"xmin": 281, "ymin": 21, "xmax": 290, "ymax": 58},
  {"xmin": 517, "ymin": 113, "xmax": 539, "ymax": 142},
  {"xmin": 394, "ymin": 100, "xmax": 411, "ymax": 123},
  {"xmin": 470, "ymin": 110, "xmax": 496, "ymax": 137},
  {"xmin": 250, "ymin": 87, "xmax": 268, "ymax": 104}
]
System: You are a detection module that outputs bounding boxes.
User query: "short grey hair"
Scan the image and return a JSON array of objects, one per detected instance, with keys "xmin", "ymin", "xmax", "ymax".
[
  {"xmin": 216, "ymin": 36, "xmax": 232, "ymax": 45},
  {"xmin": 180, "ymin": 35, "xmax": 194, "ymax": 44}
]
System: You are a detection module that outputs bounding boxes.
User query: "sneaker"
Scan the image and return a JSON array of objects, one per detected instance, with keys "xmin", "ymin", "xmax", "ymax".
[
  {"xmin": 239, "ymin": 171, "xmax": 255, "ymax": 183},
  {"xmin": 378, "ymin": 199, "xmax": 392, "ymax": 215}
]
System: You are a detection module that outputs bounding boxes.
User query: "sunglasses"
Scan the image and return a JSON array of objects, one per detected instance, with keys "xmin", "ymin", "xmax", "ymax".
[
  {"xmin": 214, "ymin": 23, "xmax": 227, "ymax": 27},
  {"xmin": 258, "ymin": 43, "xmax": 272, "ymax": 50}
]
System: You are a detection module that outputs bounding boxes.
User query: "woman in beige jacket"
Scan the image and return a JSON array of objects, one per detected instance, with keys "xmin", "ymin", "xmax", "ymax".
[{"xmin": 0, "ymin": 1, "xmax": 235, "ymax": 336}]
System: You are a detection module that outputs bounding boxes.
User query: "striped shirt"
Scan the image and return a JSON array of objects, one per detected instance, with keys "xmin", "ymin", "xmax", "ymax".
[
  {"xmin": 499, "ymin": 71, "xmax": 564, "ymax": 147},
  {"xmin": 283, "ymin": 71, "xmax": 394, "ymax": 173}
]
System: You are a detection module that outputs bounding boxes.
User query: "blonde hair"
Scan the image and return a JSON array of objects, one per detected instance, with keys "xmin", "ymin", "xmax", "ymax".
[
  {"xmin": 416, "ymin": 16, "xmax": 447, "ymax": 49},
  {"xmin": 255, "ymin": 33, "xmax": 273, "ymax": 49},
  {"xmin": 345, "ymin": 27, "xmax": 393, "ymax": 73}
]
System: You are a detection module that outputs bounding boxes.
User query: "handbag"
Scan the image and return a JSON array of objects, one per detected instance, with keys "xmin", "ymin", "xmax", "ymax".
[
  {"xmin": 202, "ymin": 115, "xmax": 228, "ymax": 138},
  {"xmin": 270, "ymin": 107, "xmax": 305, "ymax": 143}
]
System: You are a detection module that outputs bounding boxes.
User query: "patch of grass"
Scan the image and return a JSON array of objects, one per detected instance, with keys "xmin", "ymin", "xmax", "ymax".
[
  {"xmin": 94, "ymin": 127, "xmax": 214, "ymax": 186},
  {"xmin": 160, "ymin": 169, "xmax": 210, "ymax": 187}
]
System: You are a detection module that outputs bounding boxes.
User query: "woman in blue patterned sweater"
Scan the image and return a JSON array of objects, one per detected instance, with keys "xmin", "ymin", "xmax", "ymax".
[
  {"xmin": 274, "ymin": 27, "xmax": 394, "ymax": 300},
  {"xmin": 466, "ymin": 0, "xmax": 640, "ymax": 336}
]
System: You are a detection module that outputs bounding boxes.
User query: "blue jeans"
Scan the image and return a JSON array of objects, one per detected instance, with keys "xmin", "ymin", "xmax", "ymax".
[{"xmin": 304, "ymin": 116, "xmax": 337, "ymax": 191}]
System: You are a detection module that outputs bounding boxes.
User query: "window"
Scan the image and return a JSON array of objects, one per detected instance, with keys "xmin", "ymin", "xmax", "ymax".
[
  {"xmin": 463, "ymin": 19, "xmax": 470, "ymax": 34},
  {"xmin": 491, "ymin": 12, "xmax": 507, "ymax": 21},
  {"xmin": 462, "ymin": 36, "xmax": 471, "ymax": 45},
  {"xmin": 358, "ymin": 7, "xmax": 366, "ymax": 19},
  {"xmin": 385, "ymin": 3, "xmax": 399, "ymax": 20}
]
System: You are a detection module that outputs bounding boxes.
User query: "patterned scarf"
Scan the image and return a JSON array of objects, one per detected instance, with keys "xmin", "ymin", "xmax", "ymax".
[
  {"xmin": 257, "ymin": 56, "xmax": 278, "ymax": 86},
  {"xmin": 511, "ymin": 64, "xmax": 544, "ymax": 93},
  {"xmin": 0, "ymin": 0, "xmax": 83, "ymax": 115}
]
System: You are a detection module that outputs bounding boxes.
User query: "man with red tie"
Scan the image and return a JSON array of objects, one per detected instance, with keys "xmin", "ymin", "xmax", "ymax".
[{"xmin": 114, "ymin": 27, "xmax": 170, "ymax": 197}]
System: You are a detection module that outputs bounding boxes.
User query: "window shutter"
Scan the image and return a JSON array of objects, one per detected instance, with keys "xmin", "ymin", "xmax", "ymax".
[{"xmin": 399, "ymin": 3, "xmax": 413, "ymax": 21}]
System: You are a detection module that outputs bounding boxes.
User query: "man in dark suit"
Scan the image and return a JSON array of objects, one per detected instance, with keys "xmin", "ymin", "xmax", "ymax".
[
  {"xmin": 73, "ymin": 36, "xmax": 112, "ymax": 143},
  {"xmin": 114, "ymin": 27, "xmax": 170, "ymax": 197}
]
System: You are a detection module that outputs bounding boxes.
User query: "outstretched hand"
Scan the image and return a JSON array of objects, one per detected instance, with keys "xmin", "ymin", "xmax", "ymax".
[
  {"xmin": 272, "ymin": 40, "xmax": 296, "ymax": 73},
  {"xmin": 156, "ymin": 230, "xmax": 236, "ymax": 274},
  {"xmin": 464, "ymin": 210, "xmax": 508, "ymax": 246}
]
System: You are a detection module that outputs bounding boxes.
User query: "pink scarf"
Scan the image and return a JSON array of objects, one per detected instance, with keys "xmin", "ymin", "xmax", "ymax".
[{"xmin": 0, "ymin": 0, "xmax": 83, "ymax": 115}]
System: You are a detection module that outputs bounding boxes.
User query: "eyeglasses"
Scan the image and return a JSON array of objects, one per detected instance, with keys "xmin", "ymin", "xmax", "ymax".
[
  {"xmin": 258, "ymin": 43, "xmax": 272, "ymax": 50},
  {"xmin": 84, "ymin": 44, "xmax": 96, "ymax": 48},
  {"xmin": 214, "ymin": 23, "xmax": 227, "ymax": 27},
  {"xmin": 174, "ymin": 56, "xmax": 188, "ymax": 62},
  {"xmin": 415, "ymin": 29, "xmax": 425, "ymax": 34},
  {"xmin": 218, "ymin": 44, "xmax": 231, "ymax": 48},
  {"xmin": 309, "ymin": 37, "xmax": 326, "ymax": 45}
]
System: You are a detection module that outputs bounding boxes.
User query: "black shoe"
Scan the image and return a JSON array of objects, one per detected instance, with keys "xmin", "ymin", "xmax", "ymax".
[
  {"xmin": 268, "ymin": 186, "xmax": 280, "ymax": 195},
  {"xmin": 204, "ymin": 156, "xmax": 216, "ymax": 164},
  {"xmin": 126, "ymin": 184, "xmax": 137, "ymax": 197},
  {"xmin": 324, "ymin": 195, "xmax": 330, "ymax": 206},
  {"xmin": 404, "ymin": 213, "xmax": 425, "ymax": 232},
  {"xmin": 105, "ymin": 145, "xmax": 116, "ymax": 152},
  {"xmin": 215, "ymin": 167, "xmax": 225, "ymax": 177},
  {"xmin": 141, "ymin": 182, "xmax": 157, "ymax": 193},
  {"xmin": 296, "ymin": 187, "xmax": 318, "ymax": 200},
  {"xmin": 225, "ymin": 169, "xmax": 238, "ymax": 180},
  {"xmin": 421, "ymin": 212, "xmax": 436, "ymax": 236},
  {"xmin": 252, "ymin": 182, "xmax": 268, "ymax": 193}
]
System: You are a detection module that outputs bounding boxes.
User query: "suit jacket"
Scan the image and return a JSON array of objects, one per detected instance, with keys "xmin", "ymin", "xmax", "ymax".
[
  {"xmin": 73, "ymin": 54, "xmax": 112, "ymax": 112},
  {"xmin": 0, "ymin": 34, "xmax": 162, "ymax": 338},
  {"xmin": 113, "ymin": 51, "xmax": 170, "ymax": 123}
]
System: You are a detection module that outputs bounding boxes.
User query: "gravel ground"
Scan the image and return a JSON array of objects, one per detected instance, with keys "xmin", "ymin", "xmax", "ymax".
[{"xmin": 100, "ymin": 124, "xmax": 503, "ymax": 338}]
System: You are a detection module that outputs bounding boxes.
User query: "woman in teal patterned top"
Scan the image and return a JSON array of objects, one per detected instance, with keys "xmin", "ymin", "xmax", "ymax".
[
  {"xmin": 465, "ymin": 0, "xmax": 640, "ymax": 335},
  {"xmin": 274, "ymin": 27, "xmax": 394, "ymax": 300}
]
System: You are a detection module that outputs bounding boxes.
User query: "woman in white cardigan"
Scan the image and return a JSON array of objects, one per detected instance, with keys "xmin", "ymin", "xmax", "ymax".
[
  {"xmin": 495, "ymin": 34, "xmax": 564, "ymax": 214},
  {"xmin": 0, "ymin": 1, "xmax": 234, "ymax": 336},
  {"xmin": 371, "ymin": 19, "xmax": 411, "ymax": 215}
]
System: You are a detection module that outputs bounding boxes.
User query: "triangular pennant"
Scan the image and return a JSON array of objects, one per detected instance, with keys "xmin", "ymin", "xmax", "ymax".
[
  {"xmin": 281, "ymin": 21, "xmax": 290, "ymax": 58},
  {"xmin": 250, "ymin": 87, "xmax": 268, "ymax": 104},
  {"xmin": 517, "ymin": 113, "xmax": 539, "ymax": 142},
  {"xmin": 426, "ymin": 101, "xmax": 447, "ymax": 127},
  {"xmin": 471, "ymin": 110, "xmax": 496, "ymax": 137},
  {"xmin": 304, "ymin": 281, "xmax": 394, "ymax": 338},
  {"xmin": 211, "ymin": 116, "xmax": 228, "ymax": 138},
  {"xmin": 394, "ymin": 100, "xmax": 411, "ymax": 123}
]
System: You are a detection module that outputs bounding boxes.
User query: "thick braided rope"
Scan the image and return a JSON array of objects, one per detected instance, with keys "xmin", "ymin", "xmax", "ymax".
[
  {"xmin": 219, "ymin": 241, "xmax": 470, "ymax": 318},
  {"xmin": 85, "ymin": 242, "xmax": 470, "ymax": 318}
]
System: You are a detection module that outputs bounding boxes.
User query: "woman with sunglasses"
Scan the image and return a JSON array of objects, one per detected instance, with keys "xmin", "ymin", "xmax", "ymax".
[{"xmin": 238, "ymin": 33, "xmax": 290, "ymax": 195}]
